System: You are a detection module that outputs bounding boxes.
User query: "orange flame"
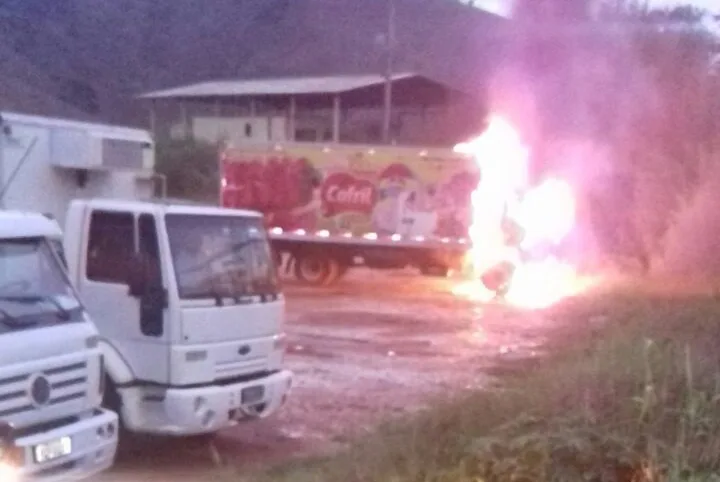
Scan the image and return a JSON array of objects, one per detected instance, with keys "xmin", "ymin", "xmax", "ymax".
[{"xmin": 453, "ymin": 116, "xmax": 591, "ymax": 309}]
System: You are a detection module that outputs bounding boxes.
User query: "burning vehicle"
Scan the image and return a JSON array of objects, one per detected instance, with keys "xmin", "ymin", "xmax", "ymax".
[{"xmin": 454, "ymin": 116, "xmax": 587, "ymax": 309}]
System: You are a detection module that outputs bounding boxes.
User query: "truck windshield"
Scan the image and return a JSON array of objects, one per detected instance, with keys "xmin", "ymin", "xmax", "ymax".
[
  {"xmin": 0, "ymin": 237, "xmax": 82, "ymax": 332},
  {"xmin": 165, "ymin": 214, "xmax": 280, "ymax": 300}
]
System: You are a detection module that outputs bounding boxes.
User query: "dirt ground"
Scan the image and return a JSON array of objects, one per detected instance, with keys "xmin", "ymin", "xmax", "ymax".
[{"xmin": 97, "ymin": 269, "xmax": 559, "ymax": 481}]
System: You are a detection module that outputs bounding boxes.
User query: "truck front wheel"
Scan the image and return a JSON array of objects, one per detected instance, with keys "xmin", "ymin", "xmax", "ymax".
[
  {"xmin": 102, "ymin": 376, "xmax": 123, "ymax": 423},
  {"xmin": 102, "ymin": 376, "xmax": 136, "ymax": 456}
]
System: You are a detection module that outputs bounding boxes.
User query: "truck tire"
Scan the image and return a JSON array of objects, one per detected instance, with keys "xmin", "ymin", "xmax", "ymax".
[
  {"xmin": 294, "ymin": 253, "xmax": 332, "ymax": 285},
  {"xmin": 102, "ymin": 377, "xmax": 135, "ymax": 456},
  {"xmin": 102, "ymin": 377, "xmax": 123, "ymax": 426},
  {"xmin": 420, "ymin": 264, "xmax": 451, "ymax": 278},
  {"xmin": 335, "ymin": 263, "xmax": 349, "ymax": 281},
  {"xmin": 274, "ymin": 249, "xmax": 293, "ymax": 276},
  {"xmin": 323, "ymin": 258, "xmax": 344, "ymax": 285}
]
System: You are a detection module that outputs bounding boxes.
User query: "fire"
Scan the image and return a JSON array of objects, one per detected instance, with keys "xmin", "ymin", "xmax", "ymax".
[{"xmin": 453, "ymin": 116, "xmax": 589, "ymax": 309}]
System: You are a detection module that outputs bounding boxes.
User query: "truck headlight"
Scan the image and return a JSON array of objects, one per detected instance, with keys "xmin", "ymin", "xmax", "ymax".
[
  {"xmin": 0, "ymin": 462, "xmax": 19, "ymax": 482},
  {"xmin": 0, "ymin": 423, "xmax": 22, "ymax": 480}
]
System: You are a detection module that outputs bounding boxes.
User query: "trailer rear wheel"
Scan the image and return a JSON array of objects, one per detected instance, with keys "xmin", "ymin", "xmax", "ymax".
[
  {"xmin": 323, "ymin": 258, "xmax": 344, "ymax": 285},
  {"xmin": 294, "ymin": 252, "xmax": 346, "ymax": 286},
  {"xmin": 336, "ymin": 263, "xmax": 349, "ymax": 280},
  {"xmin": 420, "ymin": 264, "xmax": 451, "ymax": 278},
  {"xmin": 294, "ymin": 253, "xmax": 331, "ymax": 285}
]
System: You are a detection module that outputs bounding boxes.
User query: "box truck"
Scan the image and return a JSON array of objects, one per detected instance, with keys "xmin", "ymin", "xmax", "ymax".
[
  {"xmin": 0, "ymin": 112, "xmax": 292, "ymax": 439},
  {"xmin": 220, "ymin": 143, "xmax": 478, "ymax": 285}
]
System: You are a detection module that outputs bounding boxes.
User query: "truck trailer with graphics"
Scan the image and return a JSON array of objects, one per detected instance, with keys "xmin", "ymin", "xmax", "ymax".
[{"xmin": 219, "ymin": 142, "xmax": 478, "ymax": 285}]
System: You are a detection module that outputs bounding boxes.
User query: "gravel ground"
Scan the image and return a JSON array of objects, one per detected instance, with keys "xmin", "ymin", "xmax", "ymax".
[{"xmin": 95, "ymin": 269, "xmax": 558, "ymax": 481}]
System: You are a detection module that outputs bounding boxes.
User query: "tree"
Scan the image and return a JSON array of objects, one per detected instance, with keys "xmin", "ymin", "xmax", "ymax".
[
  {"xmin": 57, "ymin": 78, "xmax": 100, "ymax": 114},
  {"xmin": 154, "ymin": 137, "xmax": 220, "ymax": 202}
]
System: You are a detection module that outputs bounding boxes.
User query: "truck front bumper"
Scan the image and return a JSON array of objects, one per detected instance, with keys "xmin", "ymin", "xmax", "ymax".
[
  {"xmin": 3, "ymin": 408, "xmax": 118, "ymax": 482},
  {"xmin": 120, "ymin": 369, "xmax": 293, "ymax": 436}
]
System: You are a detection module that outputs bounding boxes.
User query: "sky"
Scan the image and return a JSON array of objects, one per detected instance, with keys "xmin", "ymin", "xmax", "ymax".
[{"xmin": 466, "ymin": 0, "xmax": 719, "ymax": 17}]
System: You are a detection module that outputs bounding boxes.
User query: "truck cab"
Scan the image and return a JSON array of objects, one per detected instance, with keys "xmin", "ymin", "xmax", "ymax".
[
  {"xmin": 0, "ymin": 211, "xmax": 118, "ymax": 481},
  {"xmin": 62, "ymin": 198, "xmax": 291, "ymax": 435}
]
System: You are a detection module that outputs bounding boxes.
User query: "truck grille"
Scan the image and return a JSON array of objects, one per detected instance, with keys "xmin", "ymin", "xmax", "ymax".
[
  {"xmin": 215, "ymin": 357, "xmax": 268, "ymax": 381},
  {"xmin": 0, "ymin": 362, "xmax": 87, "ymax": 418}
]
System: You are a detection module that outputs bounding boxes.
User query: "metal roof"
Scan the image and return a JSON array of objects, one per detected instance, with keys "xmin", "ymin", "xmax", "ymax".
[
  {"xmin": 1, "ymin": 111, "xmax": 152, "ymax": 143},
  {"xmin": 138, "ymin": 72, "xmax": 429, "ymax": 99}
]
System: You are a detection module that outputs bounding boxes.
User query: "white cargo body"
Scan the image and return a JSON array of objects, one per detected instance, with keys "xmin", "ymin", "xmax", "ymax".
[
  {"xmin": 0, "ymin": 211, "xmax": 118, "ymax": 481},
  {"xmin": 0, "ymin": 112, "xmax": 292, "ymax": 438},
  {"xmin": 0, "ymin": 111, "xmax": 156, "ymax": 224}
]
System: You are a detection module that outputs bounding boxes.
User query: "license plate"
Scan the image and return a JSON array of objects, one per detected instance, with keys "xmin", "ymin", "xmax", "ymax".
[
  {"xmin": 241, "ymin": 385, "xmax": 265, "ymax": 404},
  {"xmin": 33, "ymin": 436, "xmax": 72, "ymax": 464}
]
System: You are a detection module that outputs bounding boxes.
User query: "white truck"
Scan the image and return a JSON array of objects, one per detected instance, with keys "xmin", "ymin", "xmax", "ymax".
[
  {"xmin": 0, "ymin": 111, "xmax": 292, "ymax": 438},
  {"xmin": 0, "ymin": 211, "xmax": 118, "ymax": 481}
]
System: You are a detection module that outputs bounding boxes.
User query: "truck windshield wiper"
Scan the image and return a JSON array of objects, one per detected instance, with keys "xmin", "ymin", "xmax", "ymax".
[
  {"xmin": 203, "ymin": 238, "xmax": 263, "ymax": 266},
  {"xmin": 0, "ymin": 295, "xmax": 72, "ymax": 321}
]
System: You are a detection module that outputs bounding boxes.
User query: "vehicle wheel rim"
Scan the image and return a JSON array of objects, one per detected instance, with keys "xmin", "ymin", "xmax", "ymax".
[{"xmin": 301, "ymin": 259, "xmax": 325, "ymax": 281}]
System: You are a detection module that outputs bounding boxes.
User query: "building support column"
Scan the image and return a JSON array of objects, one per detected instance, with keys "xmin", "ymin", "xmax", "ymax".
[
  {"xmin": 249, "ymin": 98, "xmax": 257, "ymax": 117},
  {"xmin": 148, "ymin": 100, "xmax": 157, "ymax": 139},
  {"xmin": 248, "ymin": 98, "xmax": 257, "ymax": 142},
  {"xmin": 214, "ymin": 98, "xmax": 222, "ymax": 142},
  {"xmin": 180, "ymin": 102, "xmax": 191, "ymax": 139},
  {"xmin": 332, "ymin": 95, "xmax": 341, "ymax": 143},
  {"xmin": 287, "ymin": 96, "xmax": 297, "ymax": 142}
]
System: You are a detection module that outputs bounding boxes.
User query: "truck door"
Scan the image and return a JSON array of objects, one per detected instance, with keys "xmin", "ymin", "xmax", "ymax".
[{"xmin": 79, "ymin": 208, "xmax": 170, "ymax": 384}]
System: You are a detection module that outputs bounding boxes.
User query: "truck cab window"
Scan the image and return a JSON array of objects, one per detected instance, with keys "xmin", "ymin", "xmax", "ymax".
[{"xmin": 86, "ymin": 211, "xmax": 134, "ymax": 283}]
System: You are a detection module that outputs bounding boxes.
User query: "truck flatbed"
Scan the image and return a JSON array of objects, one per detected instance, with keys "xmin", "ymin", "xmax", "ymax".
[
  {"xmin": 267, "ymin": 226, "xmax": 471, "ymax": 285},
  {"xmin": 268, "ymin": 227, "xmax": 470, "ymax": 249}
]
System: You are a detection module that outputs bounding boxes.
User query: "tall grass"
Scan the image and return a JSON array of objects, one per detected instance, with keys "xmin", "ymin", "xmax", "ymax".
[{"xmin": 241, "ymin": 287, "xmax": 720, "ymax": 482}]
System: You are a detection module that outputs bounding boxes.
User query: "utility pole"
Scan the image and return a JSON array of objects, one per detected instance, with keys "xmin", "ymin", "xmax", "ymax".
[{"xmin": 382, "ymin": 0, "xmax": 396, "ymax": 144}]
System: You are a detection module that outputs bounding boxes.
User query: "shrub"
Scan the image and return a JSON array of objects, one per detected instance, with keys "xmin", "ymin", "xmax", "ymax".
[{"xmin": 154, "ymin": 137, "xmax": 219, "ymax": 201}]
